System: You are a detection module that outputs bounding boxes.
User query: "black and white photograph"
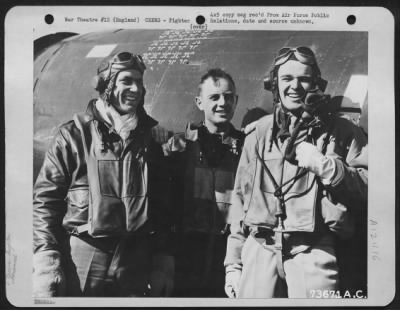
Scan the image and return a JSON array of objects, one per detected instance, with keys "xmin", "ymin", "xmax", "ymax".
[{"xmin": 4, "ymin": 6, "xmax": 396, "ymax": 307}]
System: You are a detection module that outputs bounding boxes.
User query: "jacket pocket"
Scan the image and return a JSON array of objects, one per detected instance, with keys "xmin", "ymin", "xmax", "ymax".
[
  {"xmin": 98, "ymin": 159, "xmax": 145, "ymax": 198},
  {"xmin": 321, "ymin": 193, "xmax": 354, "ymax": 239},
  {"xmin": 98, "ymin": 160, "xmax": 121, "ymax": 197},
  {"xmin": 66, "ymin": 188, "xmax": 89, "ymax": 208},
  {"xmin": 65, "ymin": 188, "xmax": 89, "ymax": 222}
]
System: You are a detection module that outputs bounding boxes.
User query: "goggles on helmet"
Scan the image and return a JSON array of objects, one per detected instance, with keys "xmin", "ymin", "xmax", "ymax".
[
  {"xmin": 274, "ymin": 46, "xmax": 317, "ymax": 66},
  {"xmin": 97, "ymin": 51, "xmax": 146, "ymax": 80}
]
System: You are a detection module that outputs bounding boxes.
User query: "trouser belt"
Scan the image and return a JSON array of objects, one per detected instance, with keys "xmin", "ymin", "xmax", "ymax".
[
  {"xmin": 249, "ymin": 226, "xmax": 332, "ymax": 280},
  {"xmin": 249, "ymin": 226, "xmax": 286, "ymax": 279}
]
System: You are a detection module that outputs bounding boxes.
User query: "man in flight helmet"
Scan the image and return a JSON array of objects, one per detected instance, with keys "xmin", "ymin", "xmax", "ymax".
[
  {"xmin": 224, "ymin": 46, "xmax": 368, "ymax": 298},
  {"xmin": 33, "ymin": 51, "xmax": 175, "ymax": 297}
]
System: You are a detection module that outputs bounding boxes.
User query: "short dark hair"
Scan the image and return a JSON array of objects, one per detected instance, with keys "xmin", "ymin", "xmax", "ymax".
[{"xmin": 198, "ymin": 68, "xmax": 236, "ymax": 95}]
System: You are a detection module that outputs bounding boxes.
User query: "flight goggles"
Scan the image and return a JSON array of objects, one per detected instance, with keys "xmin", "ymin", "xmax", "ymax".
[
  {"xmin": 274, "ymin": 46, "xmax": 317, "ymax": 66},
  {"xmin": 98, "ymin": 51, "xmax": 146, "ymax": 79}
]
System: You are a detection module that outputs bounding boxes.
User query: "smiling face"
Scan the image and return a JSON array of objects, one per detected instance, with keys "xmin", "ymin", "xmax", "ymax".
[
  {"xmin": 195, "ymin": 77, "xmax": 238, "ymax": 132},
  {"xmin": 277, "ymin": 60, "xmax": 314, "ymax": 111},
  {"xmin": 111, "ymin": 69, "xmax": 144, "ymax": 115}
]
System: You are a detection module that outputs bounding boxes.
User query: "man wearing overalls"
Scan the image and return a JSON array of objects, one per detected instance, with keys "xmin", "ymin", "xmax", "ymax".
[
  {"xmin": 33, "ymin": 51, "xmax": 175, "ymax": 297},
  {"xmin": 224, "ymin": 47, "xmax": 368, "ymax": 298},
  {"xmin": 163, "ymin": 69, "xmax": 245, "ymax": 297}
]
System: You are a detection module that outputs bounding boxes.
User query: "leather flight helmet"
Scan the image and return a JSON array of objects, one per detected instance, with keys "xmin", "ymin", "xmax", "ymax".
[
  {"xmin": 263, "ymin": 46, "xmax": 328, "ymax": 104},
  {"xmin": 93, "ymin": 52, "xmax": 146, "ymax": 103}
]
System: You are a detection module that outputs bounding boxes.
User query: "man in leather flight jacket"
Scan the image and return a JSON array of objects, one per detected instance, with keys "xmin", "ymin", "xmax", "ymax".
[
  {"xmin": 224, "ymin": 47, "xmax": 368, "ymax": 298},
  {"xmin": 33, "ymin": 52, "xmax": 175, "ymax": 297},
  {"xmin": 162, "ymin": 69, "xmax": 245, "ymax": 297}
]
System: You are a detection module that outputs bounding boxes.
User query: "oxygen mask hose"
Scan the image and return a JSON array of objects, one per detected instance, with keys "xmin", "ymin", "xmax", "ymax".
[
  {"xmin": 283, "ymin": 113, "xmax": 308, "ymax": 164},
  {"xmin": 284, "ymin": 91, "xmax": 331, "ymax": 164}
]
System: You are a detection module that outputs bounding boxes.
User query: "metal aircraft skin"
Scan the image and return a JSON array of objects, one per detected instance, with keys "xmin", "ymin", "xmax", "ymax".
[
  {"xmin": 34, "ymin": 29, "xmax": 368, "ymax": 179},
  {"xmin": 33, "ymin": 29, "xmax": 368, "ymax": 296}
]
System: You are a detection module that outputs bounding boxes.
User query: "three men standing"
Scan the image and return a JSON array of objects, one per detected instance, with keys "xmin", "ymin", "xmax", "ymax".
[{"xmin": 33, "ymin": 47, "xmax": 367, "ymax": 299}]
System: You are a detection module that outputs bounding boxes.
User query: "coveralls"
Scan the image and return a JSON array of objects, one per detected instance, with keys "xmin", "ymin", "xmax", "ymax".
[
  {"xmin": 225, "ymin": 108, "xmax": 368, "ymax": 298},
  {"xmin": 165, "ymin": 123, "xmax": 244, "ymax": 297}
]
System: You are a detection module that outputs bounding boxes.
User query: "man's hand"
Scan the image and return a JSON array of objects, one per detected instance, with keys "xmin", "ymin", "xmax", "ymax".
[
  {"xmin": 162, "ymin": 134, "xmax": 187, "ymax": 156},
  {"xmin": 149, "ymin": 254, "xmax": 175, "ymax": 297},
  {"xmin": 242, "ymin": 120, "xmax": 259, "ymax": 135},
  {"xmin": 151, "ymin": 125, "xmax": 172, "ymax": 144},
  {"xmin": 33, "ymin": 250, "xmax": 66, "ymax": 297},
  {"xmin": 295, "ymin": 142, "xmax": 324, "ymax": 172},
  {"xmin": 224, "ymin": 267, "xmax": 242, "ymax": 298},
  {"xmin": 295, "ymin": 141, "xmax": 336, "ymax": 182}
]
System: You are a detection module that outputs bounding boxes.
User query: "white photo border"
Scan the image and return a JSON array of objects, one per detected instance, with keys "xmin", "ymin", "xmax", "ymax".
[{"xmin": 4, "ymin": 5, "xmax": 396, "ymax": 307}]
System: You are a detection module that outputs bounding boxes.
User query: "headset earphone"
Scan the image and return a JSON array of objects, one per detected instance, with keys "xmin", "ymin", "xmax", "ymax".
[
  {"xmin": 93, "ymin": 74, "xmax": 108, "ymax": 94},
  {"xmin": 93, "ymin": 52, "xmax": 146, "ymax": 94}
]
